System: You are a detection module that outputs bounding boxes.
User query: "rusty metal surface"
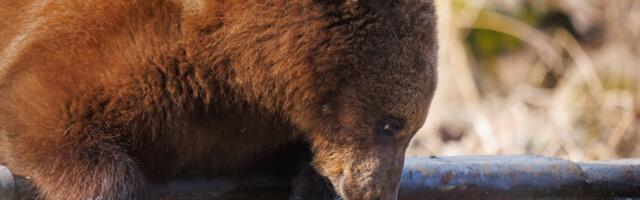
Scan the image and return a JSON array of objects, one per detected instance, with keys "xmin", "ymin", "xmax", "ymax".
[
  {"xmin": 1, "ymin": 155, "xmax": 639, "ymax": 199},
  {"xmin": 399, "ymin": 155, "xmax": 640, "ymax": 199},
  {"xmin": 579, "ymin": 160, "xmax": 640, "ymax": 197}
]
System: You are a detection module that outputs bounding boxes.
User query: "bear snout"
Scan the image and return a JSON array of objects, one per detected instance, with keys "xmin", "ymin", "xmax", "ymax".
[{"xmin": 331, "ymin": 164, "xmax": 402, "ymax": 200}]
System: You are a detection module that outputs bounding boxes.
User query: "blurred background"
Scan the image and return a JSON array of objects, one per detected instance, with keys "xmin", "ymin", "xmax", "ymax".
[{"xmin": 407, "ymin": 0, "xmax": 640, "ymax": 161}]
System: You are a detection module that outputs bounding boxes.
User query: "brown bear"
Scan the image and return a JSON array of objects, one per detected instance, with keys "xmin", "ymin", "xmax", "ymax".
[{"xmin": 0, "ymin": 0, "xmax": 437, "ymax": 199}]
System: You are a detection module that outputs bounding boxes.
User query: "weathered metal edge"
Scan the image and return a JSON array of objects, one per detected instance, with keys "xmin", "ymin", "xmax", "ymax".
[{"xmin": 1, "ymin": 155, "xmax": 639, "ymax": 199}]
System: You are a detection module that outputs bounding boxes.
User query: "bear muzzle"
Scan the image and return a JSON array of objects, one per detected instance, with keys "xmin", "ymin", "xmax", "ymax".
[{"xmin": 328, "ymin": 154, "xmax": 404, "ymax": 200}]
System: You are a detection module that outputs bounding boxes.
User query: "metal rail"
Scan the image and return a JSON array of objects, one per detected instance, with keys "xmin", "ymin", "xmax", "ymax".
[{"xmin": 1, "ymin": 155, "xmax": 639, "ymax": 199}]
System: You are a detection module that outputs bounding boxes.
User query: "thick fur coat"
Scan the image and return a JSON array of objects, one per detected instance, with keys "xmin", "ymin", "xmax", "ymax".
[{"xmin": 0, "ymin": 0, "xmax": 438, "ymax": 199}]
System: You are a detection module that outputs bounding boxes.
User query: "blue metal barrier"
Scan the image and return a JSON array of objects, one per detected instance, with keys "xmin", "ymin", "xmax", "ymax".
[
  {"xmin": 399, "ymin": 155, "xmax": 640, "ymax": 199},
  {"xmin": 1, "ymin": 155, "xmax": 639, "ymax": 199}
]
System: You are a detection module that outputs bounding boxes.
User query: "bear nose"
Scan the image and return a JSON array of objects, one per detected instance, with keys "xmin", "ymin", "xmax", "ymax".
[{"xmin": 374, "ymin": 191, "xmax": 399, "ymax": 200}]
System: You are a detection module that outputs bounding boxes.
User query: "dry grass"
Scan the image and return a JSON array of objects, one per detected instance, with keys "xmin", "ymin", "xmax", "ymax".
[{"xmin": 408, "ymin": 0, "xmax": 640, "ymax": 161}]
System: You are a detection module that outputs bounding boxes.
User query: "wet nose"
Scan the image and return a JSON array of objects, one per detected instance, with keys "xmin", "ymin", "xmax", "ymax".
[
  {"xmin": 380, "ymin": 190, "xmax": 399, "ymax": 200},
  {"xmin": 369, "ymin": 189, "xmax": 399, "ymax": 200}
]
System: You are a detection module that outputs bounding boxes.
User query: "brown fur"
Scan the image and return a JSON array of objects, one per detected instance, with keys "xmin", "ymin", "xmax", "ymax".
[{"xmin": 0, "ymin": 0, "xmax": 438, "ymax": 199}]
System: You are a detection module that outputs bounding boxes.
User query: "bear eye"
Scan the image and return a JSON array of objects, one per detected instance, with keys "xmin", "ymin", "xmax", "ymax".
[{"xmin": 376, "ymin": 116, "xmax": 405, "ymax": 137}]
